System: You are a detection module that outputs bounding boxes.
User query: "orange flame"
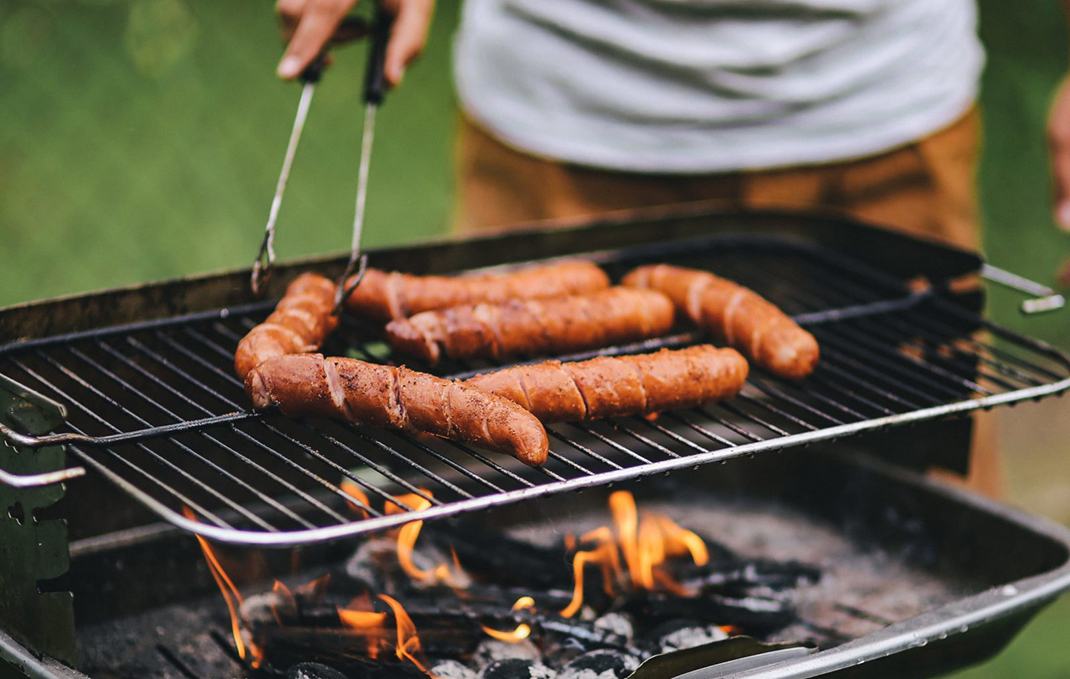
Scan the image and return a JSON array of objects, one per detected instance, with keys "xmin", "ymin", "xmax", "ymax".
[
  {"xmin": 270, "ymin": 581, "xmax": 295, "ymax": 626},
  {"xmin": 610, "ymin": 491, "xmax": 641, "ymax": 589},
  {"xmin": 338, "ymin": 609, "xmax": 390, "ymax": 627},
  {"xmin": 561, "ymin": 492, "xmax": 712, "ymax": 617},
  {"xmin": 183, "ymin": 508, "xmax": 262, "ymax": 667},
  {"xmin": 560, "ymin": 526, "xmax": 621, "ymax": 617},
  {"xmin": 654, "ymin": 514, "xmax": 709, "ymax": 566},
  {"xmin": 337, "ymin": 593, "xmax": 390, "ymax": 660},
  {"xmin": 386, "ymin": 491, "xmax": 468, "ymax": 589},
  {"xmin": 340, "ymin": 480, "xmax": 372, "ymax": 518},
  {"xmin": 378, "ymin": 593, "xmax": 432, "ymax": 675},
  {"xmin": 297, "ymin": 573, "xmax": 331, "ymax": 600},
  {"xmin": 482, "ymin": 596, "xmax": 535, "ymax": 642}
]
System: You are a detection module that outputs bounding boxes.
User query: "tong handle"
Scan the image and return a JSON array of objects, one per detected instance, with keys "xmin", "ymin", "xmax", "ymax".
[
  {"xmin": 981, "ymin": 263, "xmax": 1065, "ymax": 314},
  {"xmin": 364, "ymin": 3, "xmax": 393, "ymax": 105},
  {"xmin": 300, "ymin": 53, "xmax": 328, "ymax": 84},
  {"xmin": 301, "ymin": 15, "xmax": 372, "ymax": 84}
]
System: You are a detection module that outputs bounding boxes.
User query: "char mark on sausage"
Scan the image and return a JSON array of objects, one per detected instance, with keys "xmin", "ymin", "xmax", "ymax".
[
  {"xmin": 465, "ymin": 345, "xmax": 748, "ymax": 423},
  {"xmin": 246, "ymin": 354, "xmax": 550, "ymax": 466},
  {"xmin": 234, "ymin": 273, "xmax": 339, "ymax": 379},
  {"xmin": 385, "ymin": 287, "xmax": 675, "ymax": 365},
  {"xmin": 344, "ymin": 260, "xmax": 611, "ymax": 321},
  {"xmin": 622, "ymin": 265, "xmax": 819, "ymax": 379}
]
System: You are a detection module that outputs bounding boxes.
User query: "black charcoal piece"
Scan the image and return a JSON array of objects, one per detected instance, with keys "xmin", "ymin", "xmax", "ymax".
[
  {"xmin": 474, "ymin": 639, "xmax": 542, "ymax": 667},
  {"xmin": 480, "ymin": 658, "xmax": 556, "ymax": 679},
  {"xmin": 558, "ymin": 650, "xmax": 638, "ymax": 679},
  {"xmin": 287, "ymin": 661, "xmax": 351, "ymax": 679},
  {"xmin": 425, "ymin": 524, "xmax": 573, "ymax": 590}
]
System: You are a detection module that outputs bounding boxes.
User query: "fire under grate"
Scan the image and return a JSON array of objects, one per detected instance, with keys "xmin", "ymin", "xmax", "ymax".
[
  {"xmin": 74, "ymin": 462, "xmax": 973, "ymax": 679},
  {"xmin": 2, "ymin": 237, "xmax": 1068, "ymax": 546}
]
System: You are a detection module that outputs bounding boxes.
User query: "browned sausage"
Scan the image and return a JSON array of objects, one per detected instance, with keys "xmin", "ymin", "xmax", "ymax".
[
  {"xmin": 465, "ymin": 345, "xmax": 748, "ymax": 423},
  {"xmin": 345, "ymin": 260, "xmax": 611, "ymax": 321},
  {"xmin": 385, "ymin": 288, "xmax": 675, "ymax": 365},
  {"xmin": 234, "ymin": 273, "xmax": 339, "ymax": 379},
  {"xmin": 622, "ymin": 265, "xmax": 818, "ymax": 379},
  {"xmin": 245, "ymin": 354, "xmax": 549, "ymax": 466}
]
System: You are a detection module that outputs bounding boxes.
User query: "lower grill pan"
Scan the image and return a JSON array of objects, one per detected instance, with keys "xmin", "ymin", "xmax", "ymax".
[{"xmin": 55, "ymin": 447, "xmax": 1070, "ymax": 679}]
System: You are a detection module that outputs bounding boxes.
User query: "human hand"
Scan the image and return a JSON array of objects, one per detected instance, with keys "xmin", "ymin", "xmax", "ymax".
[
  {"xmin": 1048, "ymin": 75, "xmax": 1070, "ymax": 230},
  {"xmin": 276, "ymin": 0, "xmax": 435, "ymax": 86}
]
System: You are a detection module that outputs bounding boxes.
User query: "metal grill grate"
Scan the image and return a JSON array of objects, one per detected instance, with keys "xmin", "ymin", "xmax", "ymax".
[{"xmin": 2, "ymin": 237, "xmax": 1068, "ymax": 546}]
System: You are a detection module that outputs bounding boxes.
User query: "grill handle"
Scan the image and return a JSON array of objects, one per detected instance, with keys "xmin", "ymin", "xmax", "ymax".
[
  {"xmin": 0, "ymin": 461, "xmax": 85, "ymax": 488},
  {"xmin": 981, "ymin": 263, "xmax": 1066, "ymax": 314}
]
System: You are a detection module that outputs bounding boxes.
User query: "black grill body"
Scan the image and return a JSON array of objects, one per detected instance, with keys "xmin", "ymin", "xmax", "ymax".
[{"xmin": 0, "ymin": 207, "xmax": 1068, "ymax": 679}]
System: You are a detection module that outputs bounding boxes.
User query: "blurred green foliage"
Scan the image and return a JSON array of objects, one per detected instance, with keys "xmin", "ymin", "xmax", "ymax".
[
  {"xmin": 0, "ymin": 0, "xmax": 460, "ymax": 306},
  {"xmin": 0, "ymin": 0, "xmax": 1067, "ymax": 676}
]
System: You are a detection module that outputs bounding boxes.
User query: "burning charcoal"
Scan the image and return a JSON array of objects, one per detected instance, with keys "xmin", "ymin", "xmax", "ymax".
[
  {"xmin": 431, "ymin": 659, "xmax": 478, "ymax": 679},
  {"xmin": 344, "ymin": 537, "xmax": 402, "ymax": 590},
  {"xmin": 479, "ymin": 659, "xmax": 556, "ymax": 679},
  {"xmin": 287, "ymin": 662, "xmax": 351, "ymax": 679},
  {"xmin": 592, "ymin": 613, "xmax": 633, "ymax": 642},
  {"xmin": 242, "ymin": 590, "xmax": 296, "ymax": 627},
  {"xmin": 622, "ymin": 592, "xmax": 795, "ymax": 636},
  {"xmin": 657, "ymin": 625, "xmax": 729, "ymax": 653},
  {"xmin": 473, "ymin": 639, "xmax": 542, "ymax": 667},
  {"xmin": 424, "ymin": 524, "xmax": 573, "ymax": 590},
  {"xmin": 557, "ymin": 650, "xmax": 638, "ymax": 679}
]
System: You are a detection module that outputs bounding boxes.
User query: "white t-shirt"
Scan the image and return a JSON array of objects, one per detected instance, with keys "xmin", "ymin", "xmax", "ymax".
[{"xmin": 453, "ymin": 0, "xmax": 984, "ymax": 173}]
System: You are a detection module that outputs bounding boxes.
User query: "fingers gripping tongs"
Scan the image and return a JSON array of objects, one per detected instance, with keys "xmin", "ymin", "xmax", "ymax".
[{"xmin": 251, "ymin": 6, "xmax": 393, "ymax": 317}]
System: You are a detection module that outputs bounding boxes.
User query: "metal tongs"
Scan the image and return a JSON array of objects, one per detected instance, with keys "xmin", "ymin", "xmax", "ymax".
[{"xmin": 251, "ymin": 5, "xmax": 394, "ymax": 316}]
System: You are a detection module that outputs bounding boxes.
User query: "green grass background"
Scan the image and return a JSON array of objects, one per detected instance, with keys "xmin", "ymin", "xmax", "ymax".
[{"xmin": 1, "ymin": 0, "xmax": 1068, "ymax": 675}]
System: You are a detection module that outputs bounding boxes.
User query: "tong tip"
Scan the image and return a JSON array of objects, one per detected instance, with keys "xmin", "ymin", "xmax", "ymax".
[{"xmin": 332, "ymin": 254, "xmax": 369, "ymax": 316}]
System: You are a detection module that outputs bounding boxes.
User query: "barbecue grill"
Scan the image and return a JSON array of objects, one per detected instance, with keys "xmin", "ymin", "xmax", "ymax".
[{"xmin": 2, "ymin": 206, "xmax": 1069, "ymax": 679}]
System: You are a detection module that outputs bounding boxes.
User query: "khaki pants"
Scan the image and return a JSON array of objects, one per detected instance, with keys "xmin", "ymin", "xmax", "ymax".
[{"xmin": 453, "ymin": 110, "xmax": 1002, "ymax": 497}]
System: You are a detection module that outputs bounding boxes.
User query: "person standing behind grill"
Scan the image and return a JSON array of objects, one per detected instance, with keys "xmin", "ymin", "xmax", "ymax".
[{"xmin": 274, "ymin": 0, "xmax": 1070, "ymax": 497}]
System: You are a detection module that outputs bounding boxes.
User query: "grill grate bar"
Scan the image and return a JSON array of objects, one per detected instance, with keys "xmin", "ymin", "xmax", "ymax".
[
  {"xmin": 164, "ymin": 328, "xmax": 433, "ymax": 514},
  {"xmin": 638, "ymin": 416, "xmax": 714, "ymax": 455},
  {"xmin": 212, "ymin": 320, "xmax": 558, "ymax": 492},
  {"xmin": 3, "ymin": 237, "xmax": 1068, "ymax": 545},
  {"xmin": 153, "ymin": 331, "xmax": 377, "ymax": 520},
  {"xmin": 327, "ymin": 424, "xmax": 474, "ymax": 500},
  {"xmin": 747, "ymin": 377, "xmax": 846, "ymax": 426},
  {"xmin": 717, "ymin": 401, "xmax": 792, "ymax": 437},
  {"xmin": 21, "ymin": 352, "xmax": 260, "ymax": 528},
  {"xmin": 548, "ymin": 429, "xmax": 625, "ymax": 471},
  {"xmin": 448, "ymin": 441, "xmax": 538, "ymax": 488},
  {"xmin": 606, "ymin": 419, "xmax": 684, "ymax": 458},
  {"xmin": 733, "ymin": 393, "xmax": 819, "ymax": 433},
  {"xmin": 804, "ymin": 371, "xmax": 898, "ymax": 417},
  {"xmin": 566, "ymin": 422, "xmax": 657, "ymax": 465},
  {"xmin": 125, "ymin": 336, "xmax": 377, "ymax": 520},
  {"xmin": 829, "ymin": 320, "xmax": 996, "ymax": 396},
  {"xmin": 907, "ymin": 307, "xmax": 1062, "ymax": 385},
  {"xmin": 805, "ymin": 333, "xmax": 944, "ymax": 406},
  {"xmin": 77, "ymin": 342, "xmax": 309, "ymax": 530},
  {"xmin": 756, "ymin": 259, "xmax": 1009, "ymax": 395},
  {"xmin": 9, "ymin": 358, "xmax": 232, "ymax": 528}
]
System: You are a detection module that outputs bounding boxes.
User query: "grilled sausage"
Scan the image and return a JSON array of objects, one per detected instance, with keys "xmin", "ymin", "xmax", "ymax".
[
  {"xmin": 234, "ymin": 273, "xmax": 339, "ymax": 380},
  {"xmin": 465, "ymin": 345, "xmax": 748, "ymax": 423},
  {"xmin": 385, "ymin": 288, "xmax": 675, "ymax": 365},
  {"xmin": 345, "ymin": 260, "xmax": 611, "ymax": 321},
  {"xmin": 245, "ymin": 354, "xmax": 550, "ymax": 466},
  {"xmin": 622, "ymin": 265, "xmax": 818, "ymax": 379}
]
